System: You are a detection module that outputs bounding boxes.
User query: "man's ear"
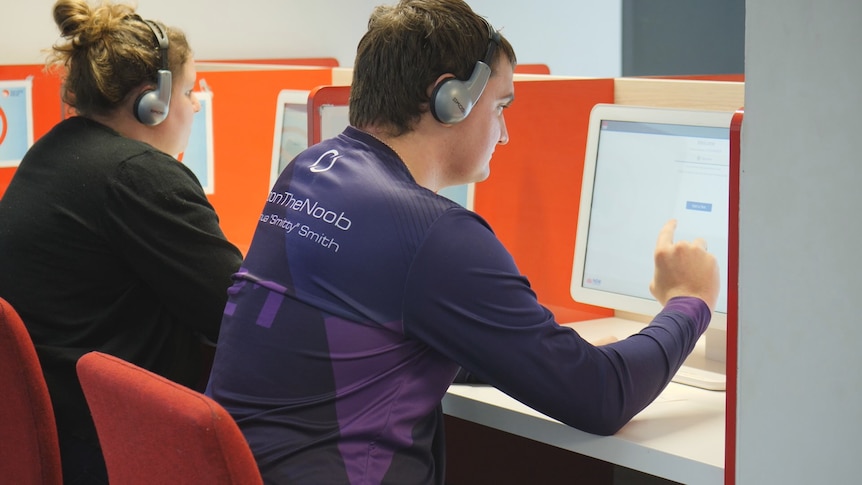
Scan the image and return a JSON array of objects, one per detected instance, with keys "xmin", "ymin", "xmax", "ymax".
[{"xmin": 427, "ymin": 73, "xmax": 456, "ymax": 98}]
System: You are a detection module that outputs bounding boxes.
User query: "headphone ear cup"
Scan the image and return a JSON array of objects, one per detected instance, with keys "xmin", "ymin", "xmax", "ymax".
[
  {"xmin": 133, "ymin": 67, "xmax": 172, "ymax": 126},
  {"xmin": 431, "ymin": 78, "xmax": 473, "ymax": 124},
  {"xmin": 134, "ymin": 89, "xmax": 168, "ymax": 126},
  {"xmin": 430, "ymin": 59, "xmax": 492, "ymax": 125}
]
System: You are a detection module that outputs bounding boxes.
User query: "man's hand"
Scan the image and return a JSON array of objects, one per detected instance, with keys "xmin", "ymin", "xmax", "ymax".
[{"xmin": 649, "ymin": 219, "xmax": 720, "ymax": 311}]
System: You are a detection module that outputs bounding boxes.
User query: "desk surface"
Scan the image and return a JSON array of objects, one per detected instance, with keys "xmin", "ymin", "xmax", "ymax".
[{"xmin": 442, "ymin": 318, "xmax": 726, "ymax": 485}]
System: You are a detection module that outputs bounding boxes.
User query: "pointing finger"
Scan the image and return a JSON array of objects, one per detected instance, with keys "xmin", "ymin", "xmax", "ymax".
[{"xmin": 656, "ymin": 219, "xmax": 677, "ymax": 249}]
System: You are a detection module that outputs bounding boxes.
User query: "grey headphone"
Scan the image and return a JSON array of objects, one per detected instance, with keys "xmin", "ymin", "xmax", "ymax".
[
  {"xmin": 430, "ymin": 27, "xmax": 501, "ymax": 124},
  {"xmin": 134, "ymin": 19, "xmax": 172, "ymax": 126}
]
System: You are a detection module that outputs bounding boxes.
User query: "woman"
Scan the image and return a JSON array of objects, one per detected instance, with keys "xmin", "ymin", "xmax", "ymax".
[{"xmin": 0, "ymin": 0, "xmax": 242, "ymax": 482}]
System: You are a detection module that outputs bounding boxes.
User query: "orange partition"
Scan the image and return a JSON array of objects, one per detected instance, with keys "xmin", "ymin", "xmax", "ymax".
[
  {"xmin": 195, "ymin": 67, "xmax": 333, "ymax": 253},
  {"xmin": 473, "ymin": 77, "xmax": 615, "ymax": 321},
  {"xmin": 514, "ymin": 63, "xmax": 551, "ymax": 75},
  {"xmin": 0, "ymin": 63, "xmax": 643, "ymax": 324},
  {"xmin": 304, "ymin": 77, "xmax": 615, "ymax": 322}
]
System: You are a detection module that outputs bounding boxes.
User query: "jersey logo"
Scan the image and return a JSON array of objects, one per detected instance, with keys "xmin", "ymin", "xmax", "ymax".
[{"xmin": 310, "ymin": 149, "xmax": 341, "ymax": 173}]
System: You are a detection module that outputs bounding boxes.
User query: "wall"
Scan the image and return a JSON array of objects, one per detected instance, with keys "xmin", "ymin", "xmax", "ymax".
[
  {"xmin": 738, "ymin": 0, "xmax": 862, "ymax": 483},
  {"xmin": 622, "ymin": 0, "xmax": 745, "ymax": 76},
  {"xmin": 0, "ymin": 0, "xmax": 621, "ymax": 77}
]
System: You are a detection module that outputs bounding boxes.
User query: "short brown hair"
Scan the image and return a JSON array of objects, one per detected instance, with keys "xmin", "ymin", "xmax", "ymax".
[
  {"xmin": 47, "ymin": 0, "xmax": 192, "ymax": 117},
  {"xmin": 349, "ymin": 0, "xmax": 516, "ymax": 136}
]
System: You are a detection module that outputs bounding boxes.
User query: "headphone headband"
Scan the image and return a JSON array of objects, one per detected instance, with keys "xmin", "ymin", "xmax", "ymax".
[
  {"xmin": 143, "ymin": 19, "xmax": 170, "ymax": 72},
  {"xmin": 482, "ymin": 28, "xmax": 501, "ymax": 70},
  {"xmin": 133, "ymin": 17, "xmax": 172, "ymax": 126}
]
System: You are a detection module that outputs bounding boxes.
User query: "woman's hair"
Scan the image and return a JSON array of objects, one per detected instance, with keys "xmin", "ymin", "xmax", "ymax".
[
  {"xmin": 349, "ymin": 0, "xmax": 516, "ymax": 136},
  {"xmin": 47, "ymin": 0, "xmax": 192, "ymax": 117}
]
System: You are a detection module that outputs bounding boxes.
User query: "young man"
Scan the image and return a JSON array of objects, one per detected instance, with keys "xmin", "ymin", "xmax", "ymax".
[{"xmin": 206, "ymin": 1, "xmax": 720, "ymax": 483}]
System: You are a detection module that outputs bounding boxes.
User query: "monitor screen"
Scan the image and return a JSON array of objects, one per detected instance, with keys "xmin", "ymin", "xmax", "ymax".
[
  {"xmin": 270, "ymin": 89, "xmax": 311, "ymax": 188},
  {"xmin": 570, "ymin": 104, "xmax": 732, "ymax": 330}
]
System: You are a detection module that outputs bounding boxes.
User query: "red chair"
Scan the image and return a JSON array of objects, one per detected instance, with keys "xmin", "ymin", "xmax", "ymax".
[
  {"xmin": 0, "ymin": 296, "xmax": 63, "ymax": 485},
  {"xmin": 76, "ymin": 351, "xmax": 263, "ymax": 485}
]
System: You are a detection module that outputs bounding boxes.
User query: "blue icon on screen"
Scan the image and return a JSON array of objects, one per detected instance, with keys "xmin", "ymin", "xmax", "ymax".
[{"xmin": 686, "ymin": 201, "xmax": 713, "ymax": 212}]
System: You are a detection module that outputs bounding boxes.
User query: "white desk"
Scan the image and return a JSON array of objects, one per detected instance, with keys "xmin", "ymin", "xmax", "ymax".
[{"xmin": 443, "ymin": 318, "xmax": 726, "ymax": 485}]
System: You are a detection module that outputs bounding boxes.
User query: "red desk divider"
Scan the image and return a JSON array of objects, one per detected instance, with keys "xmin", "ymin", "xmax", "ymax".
[
  {"xmin": 725, "ymin": 107, "xmax": 743, "ymax": 485},
  {"xmin": 472, "ymin": 78, "xmax": 616, "ymax": 321},
  {"xmin": 307, "ymin": 85, "xmax": 350, "ymax": 145},
  {"xmin": 307, "ymin": 78, "xmax": 615, "ymax": 321},
  {"xmin": 193, "ymin": 67, "xmax": 333, "ymax": 253}
]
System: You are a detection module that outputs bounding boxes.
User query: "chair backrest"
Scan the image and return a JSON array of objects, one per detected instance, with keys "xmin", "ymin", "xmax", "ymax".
[
  {"xmin": 76, "ymin": 351, "xmax": 263, "ymax": 485},
  {"xmin": 0, "ymin": 296, "xmax": 63, "ymax": 485}
]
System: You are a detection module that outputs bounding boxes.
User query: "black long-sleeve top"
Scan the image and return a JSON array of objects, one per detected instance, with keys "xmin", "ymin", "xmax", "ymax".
[{"xmin": 0, "ymin": 116, "xmax": 242, "ymax": 446}]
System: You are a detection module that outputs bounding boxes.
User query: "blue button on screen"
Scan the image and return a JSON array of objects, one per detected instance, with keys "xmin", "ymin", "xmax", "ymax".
[{"xmin": 686, "ymin": 201, "xmax": 713, "ymax": 212}]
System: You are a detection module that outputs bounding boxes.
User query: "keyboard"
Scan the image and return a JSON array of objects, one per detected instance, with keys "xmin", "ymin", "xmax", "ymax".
[{"xmin": 671, "ymin": 365, "xmax": 726, "ymax": 391}]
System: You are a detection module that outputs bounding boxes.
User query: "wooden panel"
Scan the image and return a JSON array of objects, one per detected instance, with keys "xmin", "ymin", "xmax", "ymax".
[{"xmin": 614, "ymin": 77, "xmax": 744, "ymax": 111}]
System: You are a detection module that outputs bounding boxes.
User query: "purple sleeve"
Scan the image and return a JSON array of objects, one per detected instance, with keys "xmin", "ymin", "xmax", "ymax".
[{"xmin": 402, "ymin": 210, "xmax": 711, "ymax": 435}]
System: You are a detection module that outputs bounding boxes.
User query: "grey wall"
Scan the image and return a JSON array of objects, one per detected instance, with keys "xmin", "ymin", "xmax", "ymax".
[
  {"xmin": 738, "ymin": 0, "xmax": 862, "ymax": 483},
  {"xmin": 622, "ymin": 0, "xmax": 744, "ymax": 76},
  {"xmin": 2, "ymin": 1, "xmax": 747, "ymax": 78},
  {"xmin": 0, "ymin": 0, "xmax": 622, "ymax": 77}
]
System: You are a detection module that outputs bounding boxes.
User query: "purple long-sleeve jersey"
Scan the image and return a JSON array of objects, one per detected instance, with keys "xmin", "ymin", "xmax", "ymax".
[{"xmin": 205, "ymin": 126, "xmax": 711, "ymax": 484}]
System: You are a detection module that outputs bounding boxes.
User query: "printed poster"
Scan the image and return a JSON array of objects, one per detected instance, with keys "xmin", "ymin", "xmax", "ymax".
[
  {"xmin": 0, "ymin": 78, "xmax": 35, "ymax": 168},
  {"xmin": 180, "ymin": 90, "xmax": 214, "ymax": 194}
]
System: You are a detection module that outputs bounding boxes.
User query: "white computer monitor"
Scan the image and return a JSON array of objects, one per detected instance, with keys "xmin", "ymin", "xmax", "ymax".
[
  {"xmin": 270, "ymin": 89, "xmax": 312, "ymax": 188},
  {"xmin": 570, "ymin": 104, "xmax": 733, "ymax": 335}
]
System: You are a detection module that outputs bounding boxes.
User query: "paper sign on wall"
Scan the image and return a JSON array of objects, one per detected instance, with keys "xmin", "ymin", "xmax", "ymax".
[
  {"xmin": 0, "ymin": 78, "xmax": 35, "ymax": 168},
  {"xmin": 180, "ymin": 89, "xmax": 215, "ymax": 194}
]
